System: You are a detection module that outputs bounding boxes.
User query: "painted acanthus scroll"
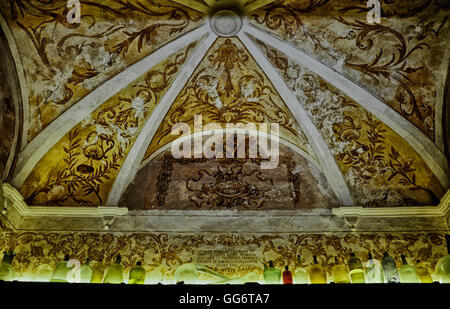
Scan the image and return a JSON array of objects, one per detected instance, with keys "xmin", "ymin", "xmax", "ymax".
[
  {"xmin": 251, "ymin": 1, "xmax": 337, "ymax": 60},
  {"xmin": 334, "ymin": 17, "xmax": 448, "ymax": 139},
  {"xmin": 251, "ymin": 0, "xmax": 449, "ymax": 140}
]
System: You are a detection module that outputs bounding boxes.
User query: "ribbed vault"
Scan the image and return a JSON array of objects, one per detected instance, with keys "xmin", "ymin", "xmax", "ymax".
[{"xmin": 0, "ymin": 0, "xmax": 448, "ymax": 210}]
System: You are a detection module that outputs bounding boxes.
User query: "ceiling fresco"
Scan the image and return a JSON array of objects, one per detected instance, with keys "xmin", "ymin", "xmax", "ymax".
[
  {"xmin": 0, "ymin": 230, "xmax": 447, "ymax": 282},
  {"xmin": 0, "ymin": 0, "xmax": 448, "ymax": 209},
  {"xmin": 19, "ymin": 41, "xmax": 200, "ymax": 206}
]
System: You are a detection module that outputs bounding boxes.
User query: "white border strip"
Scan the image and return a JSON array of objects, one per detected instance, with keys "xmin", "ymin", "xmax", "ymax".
[
  {"xmin": 11, "ymin": 23, "xmax": 209, "ymax": 188},
  {"xmin": 245, "ymin": 24, "xmax": 450, "ymax": 188},
  {"xmin": 434, "ymin": 57, "xmax": 449, "ymax": 152}
]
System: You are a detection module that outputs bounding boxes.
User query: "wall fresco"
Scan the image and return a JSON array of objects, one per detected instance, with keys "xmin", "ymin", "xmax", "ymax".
[
  {"xmin": 0, "ymin": 228, "xmax": 447, "ymax": 283},
  {"xmin": 19, "ymin": 41, "xmax": 200, "ymax": 206}
]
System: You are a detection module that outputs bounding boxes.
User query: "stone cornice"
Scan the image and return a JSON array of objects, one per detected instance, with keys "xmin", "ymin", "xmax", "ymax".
[
  {"xmin": 332, "ymin": 190, "xmax": 450, "ymax": 218},
  {"xmin": 1, "ymin": 183, "xmax": 449, "ymax": 233},
  {"xmin": 1, "ymin": 183, "xmax": 128, "ymax": 218}
]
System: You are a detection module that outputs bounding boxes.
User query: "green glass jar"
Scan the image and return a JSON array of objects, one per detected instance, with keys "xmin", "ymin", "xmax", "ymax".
[
  {"xmin": 175, "ymin": 263, "xmax": 198, "ymax": 284},
  {"xmin": 243, "ymin": 272, "xmax": 259, "ymax": 283},
  {"xmin": 309, "ymin": 256, "xmax": 327, "ymax": 284},
  {"xmin": 347, "ymin": 252, "xmax": 365, "ymax": 283},
  {"xmin": 90, "ymin": 259, "xmax": 105, "ymax": 283},
  {"xmin": 263, "ymin": 260, "xmax": 281, "ymax": 284},
  {"xmin": 33, "ymin": 264, "xmax": 53, "ymax": 282},
  {"xmin": 415, "ymin": 259, "xmax": 432, "ymax": 283},
  {"xmin": 50, "ymin": 254, "xmax": 72, "ymax": 283},
  {"xmin": 103, "ymin": 255, "xmax": 123, "ymax": 284},
  {"xmin": 80, "ymin": 258, "xmax": 93, "ymax": 283},
  {"xmin": 435, "ymin": 235, "xmax": 450, "ymax": 283},
  {"xmin": 294, "ymin": 255, "xmax": 308, "ymax": 284},
  {"xmin": 128, "ymin": 261, "xmax": 146, "ymax": 284},
  {"xmin": 147, "ymin": 266, "xmax": 163, "ymax": 284},
  {"xmin": 398, "ymin": 254, "xmax": 419, "ymax": 283},
  {"xmin": 0, "ymin": 251, "xmax": 16, "ymax": 281},
  {"xmin": 435, "ymin": 255, "xmax": 450, "ymax": 283},
  {"xmin": 332, "ymin": 257, "xmax": 350, "ymax": 283},
  {"xmin": 382, "ymin": 252, "xmax": 400, "ymax": 283}
]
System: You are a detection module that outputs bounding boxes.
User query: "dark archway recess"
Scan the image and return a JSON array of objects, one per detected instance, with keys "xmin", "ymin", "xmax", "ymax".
[
  {"xmin": 119, "ymin": 143, "xmax": 339, "ymax": 210},
  {"xmin": 0, "ymin": 27, "xmax": 22, "ymax": 181}
]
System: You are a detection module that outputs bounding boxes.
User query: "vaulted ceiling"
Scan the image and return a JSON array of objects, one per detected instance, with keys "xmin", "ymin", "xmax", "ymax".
[{"xmin": 0, "ymin": 0, "xmax": 449, "ymax": 210}]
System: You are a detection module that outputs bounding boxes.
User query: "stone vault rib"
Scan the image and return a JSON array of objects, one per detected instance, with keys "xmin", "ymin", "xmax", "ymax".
[
  {"xmin": 238, "ymin": 23, "xmax": 355, "ymax": 206},
  {"xmin": 139, "ymin": 130, "xmax": 320, "ymax": 171}
]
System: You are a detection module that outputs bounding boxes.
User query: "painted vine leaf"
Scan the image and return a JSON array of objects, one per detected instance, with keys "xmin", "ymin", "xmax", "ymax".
[{"xmin": 334, "ymin": 112, "xmax": 439, "ymax": 205}]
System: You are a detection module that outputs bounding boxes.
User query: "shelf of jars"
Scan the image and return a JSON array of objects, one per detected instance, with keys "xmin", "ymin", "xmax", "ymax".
[{"xmin": 1, "ymin": 236, "xmax": 449, "ymax": 285}]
